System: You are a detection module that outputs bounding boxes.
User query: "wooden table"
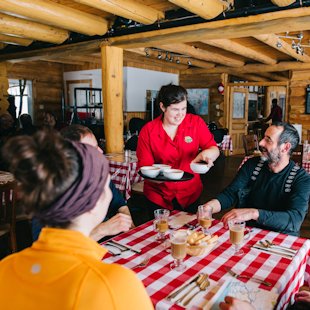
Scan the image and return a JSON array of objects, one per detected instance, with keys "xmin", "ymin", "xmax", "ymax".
[
  {"xmin": 102, "ymin": 211, "xmax": 310, "ymax": 310},
  {"xmin": 105, "ymin": 152, "xmax": 143, "ymax": 200}
]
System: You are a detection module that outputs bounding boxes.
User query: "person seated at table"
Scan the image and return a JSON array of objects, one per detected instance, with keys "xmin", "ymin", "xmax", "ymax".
[
  {"xmin": 137, "ymin": 83, "xmax": 219, "ymax": 217},
  {"xmin": 0, "ymin": 130, "xmax": 153, "ymax": 309},
  {"xmin": 203, "ymin": 122, "xmax": 310, "ymax": 236},
  {"xmin": 32, "ymin": 124, "xmax": 133, "ymax": 242}
]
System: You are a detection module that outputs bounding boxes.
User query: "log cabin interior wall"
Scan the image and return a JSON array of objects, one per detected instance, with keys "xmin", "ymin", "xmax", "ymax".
[{"xmin": 7, "ymin": 61, "xmax": 63, "ymax": 124}]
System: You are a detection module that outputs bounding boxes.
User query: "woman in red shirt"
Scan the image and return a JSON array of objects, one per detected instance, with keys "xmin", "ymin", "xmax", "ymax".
[{"xmin": 137, "ymin": 84, "xmax": 219, "ymax": 217}]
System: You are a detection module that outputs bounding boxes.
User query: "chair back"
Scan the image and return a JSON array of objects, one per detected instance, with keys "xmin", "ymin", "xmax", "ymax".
[
  {"xmin": 291, "ymin": 144, "xmax": 304, "ymax": 167},
  {"xmin": 0, "ymin": 181, "xmax": 17, "ymax": 252},
  {"xmin": 212, "ymin": 128, "xmax": 229, "ymax": 144},
  {"xmin": 242, "ymin": 134, "xmax": 259, "ymax": 156}
]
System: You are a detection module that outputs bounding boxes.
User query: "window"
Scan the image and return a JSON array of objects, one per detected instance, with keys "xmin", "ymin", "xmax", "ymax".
[{"xmin": 8, "ymin": 79, "xmax": 33, "ymax": 118}]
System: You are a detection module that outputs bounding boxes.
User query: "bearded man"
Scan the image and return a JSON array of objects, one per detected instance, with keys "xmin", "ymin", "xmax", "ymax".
[{"xmin": 203, "ymin": 122, "xmax": 310, "ymax": 236}]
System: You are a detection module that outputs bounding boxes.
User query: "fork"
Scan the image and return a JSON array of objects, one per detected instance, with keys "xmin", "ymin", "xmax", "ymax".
[
  {"xmin": 132, "ymin": 256, "xmax": 150, "ymax": 269},
  {"xmin": 183, "ymin": 278, "xmax": 210, "ymax": 306},
  {"xmin": 265, "ymin": 240, "xmax": 297, "ymax": 254},
  {"xmin": 225, "ymin": 267, "xmax": 272, "ymax": 287}
]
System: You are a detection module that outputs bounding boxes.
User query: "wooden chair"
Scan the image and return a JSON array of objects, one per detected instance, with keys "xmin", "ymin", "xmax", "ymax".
[
  {"xmin": 131, "ymin": 181, "xmax": 144, "ymax": 197},
  {"xmin": 291, "ymin": 144, "xmax": 303, "ymax": 167},
  {"xmin": 0, "ymin": 181, "xmax": 17, "ymax": 253},
  {"xmin": 242, "ymin": 134, "xmax": 259, "ymax": 156}
]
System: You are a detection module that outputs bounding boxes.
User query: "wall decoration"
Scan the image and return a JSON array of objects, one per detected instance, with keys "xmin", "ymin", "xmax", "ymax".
[{"xmin": 187, "ymin": 88, "xmax": 209, "ymax": 115}]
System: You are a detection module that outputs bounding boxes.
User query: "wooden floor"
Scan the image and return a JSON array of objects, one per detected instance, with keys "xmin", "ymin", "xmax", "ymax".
[{"xmin": 0, "ymin": 154, "xmax": 309, "ymax": 259}]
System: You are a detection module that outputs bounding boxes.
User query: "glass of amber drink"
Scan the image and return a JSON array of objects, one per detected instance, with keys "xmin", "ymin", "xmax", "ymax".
[
  {"xmin": 197, "ymin": 205, "xmax": 213, "ymax": 234},
  {"xmin": 228, "ymin": 220, "xmax": 245, "ymax": 256},
  {"xmin": 170, "ymin": 230, "xmax": 187, "ymax": 271},
  {"xmin": 154, "ymin": 209, "xmax": 170, "ymax": 242}
]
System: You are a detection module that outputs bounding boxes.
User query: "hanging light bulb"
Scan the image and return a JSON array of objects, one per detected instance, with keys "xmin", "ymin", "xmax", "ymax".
[
  {"xmin": 165, "ymin": 52, "xmax": 169, "ymax": 61},
  {"xmin": 145, "ymin": 48, "xmax": 150, "ymax": 57},
  {"xmin": 187, "ymin": 60, "xmax": 192, "ymax": 66},
  {"xmin": 157, "ymin": 52, "xmax": 162, "ymax": 59},
  {"xmin": 276, "ymin": 41, "xmax": 282, "ymax": 48},
  {"xmin": 176, "ymin": 57, "xmax": 180, "ymax": 64}
]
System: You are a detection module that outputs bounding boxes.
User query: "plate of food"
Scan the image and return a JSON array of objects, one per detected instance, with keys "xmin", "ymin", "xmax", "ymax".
[{"xmin": 186, "ymin": 231, "xmax": 218, "ymax": 256}]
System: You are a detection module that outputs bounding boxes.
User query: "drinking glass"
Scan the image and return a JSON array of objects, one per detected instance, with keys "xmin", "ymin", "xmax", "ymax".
[
  {"xmin": 228, "ymin": 220, "xmax": 246, "ymax": 256},
  {"xmin": 154, "ymin": 209, "xmax": 170, "ymax": 242},
  {"xmin": 197, "ymin": 205, "xmax": 213, "ymax": 234},
  {"xmin": 170, "ymin": 230, "xmax": 188, "ymax": 271}
]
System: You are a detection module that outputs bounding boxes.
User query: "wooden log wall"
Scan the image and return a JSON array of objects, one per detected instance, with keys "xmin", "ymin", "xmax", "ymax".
[
  {"xmin": 179, "ymin": 72, "xmax": 224, "ymax": 126},
  {"xmin": 7, "ymin": 61, "xmax": 63, "ymax": 124},
  {"xmin": 288, "ymin": 70, "xmax": 310, "ymax": 141},
  {"xmin": 0, "ymin": 62, "xmax": 9, "ymax": 115}
]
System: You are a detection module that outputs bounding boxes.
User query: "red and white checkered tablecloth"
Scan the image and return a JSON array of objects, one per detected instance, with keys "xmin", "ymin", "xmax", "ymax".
[
  {"xmin": 108, "ymin": 155, "xmax": 143, "ymax": 200},
  {"xmin": 102, "ymin": 212, "xmax": 310, "ymax": 310},
  {"xmin": 218, "ymin": 135, "xmax": 233, "ymax": 154},
  {"xmin": 240, "ymin": 156, "xmax": 310, "ymax": 174}
]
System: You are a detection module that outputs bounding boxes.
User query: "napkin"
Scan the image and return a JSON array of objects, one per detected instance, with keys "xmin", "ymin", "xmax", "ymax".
[{"xmin": 252, "ymin": 242, "xmax": 295, "ymax": 259}]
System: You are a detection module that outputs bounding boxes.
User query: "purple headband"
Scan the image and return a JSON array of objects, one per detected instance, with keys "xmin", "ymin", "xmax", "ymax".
[{"xmin": 36, "ymin": 142, "xmax": 109, "ymax": 224}]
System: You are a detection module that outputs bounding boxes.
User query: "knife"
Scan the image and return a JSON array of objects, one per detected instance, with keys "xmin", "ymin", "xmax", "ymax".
[
  {"xmin": 252, "ymin": 245, "xmax": 294, "ymax": 259},
  {"xmin": 110, "ymin": 240, "xmax": 141, "ymax": 254},
  {"xmin": 265, "ymin": 240, "xmax": 298, "ymax": 254}
]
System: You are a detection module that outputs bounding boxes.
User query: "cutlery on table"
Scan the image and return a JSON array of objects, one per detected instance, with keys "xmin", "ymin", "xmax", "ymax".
[
  {"xmin": 183, "ymin": 278, "xmax": 210, "ymax": 306},
  {"xmin": 252, "ymin": 244, "xmax": 294, "ymax": 259},
  {"xmin": 225, "ymin": 267, "xmax": 272, "ymax": 287},
  {"xmin": 166, "ymin": 274, "xmax": 202, "ymax": 300},
  {"xmin": 106, "ymin": 242, "xmax": 129, "ymax": 253},
  {"xmin": 109, "ymin": 240, "xmax": 141, "ymax": 254},
  {"xmin": 175, "ymin": 274, "xmax": 208, "ymax": 304},
  {"xmin": 265, "ymin": 240, "xmax": 298, "ymax": 254},
  {"xmin": 132, "ymin": 256, "xmax": 151, "ymax": 269}
]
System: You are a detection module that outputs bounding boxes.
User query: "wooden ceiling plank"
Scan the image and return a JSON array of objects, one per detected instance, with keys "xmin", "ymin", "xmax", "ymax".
[
  {"xmin": 0, "ymin": 0, "xmax": 108, "ymax": 36},
  {"xmin": 73, "ymin": 0, "xmax": 164, "ymax": 25},
  {"xmin": 254, "ymin": 71, "xmax": 289, "ymax": 81},
  {"xmin": 183, "ymin": 61, "xmax": 310, "ymax": 74},
  {"xmin": 108, "ymin": 8, "xmax": 310, "ymax": 48},
  {"xmin": 254, "ymin": 33, "xmax": 310, "ymax": 62},
  {"xmin": 230, "ymin": 73, "xmax": 270, "ymax": 82},
  {"xmin": 126, "ymin": 47, "xmax": 215, "ymax": 69},
  {"xmin": 168, "ymin": 0, "xmax": 229, "ymax": 20},
  {"xmin": 40, "ymin": 57, "xmax": 86, "ymax": 65},
  {"xmin": 0, "ymin": 12, "xmax": 68, "ymax": 44},
  {"xmin": 0, "ymin": 33, "xmax": 32, "ymax": 46},
  {"xmin": 157, "ymin": 43, "xmax": 244, "ymax": 67},
  {"xmin": 202, "ymin": 39, "xmax": 277, "ymax": 65}
]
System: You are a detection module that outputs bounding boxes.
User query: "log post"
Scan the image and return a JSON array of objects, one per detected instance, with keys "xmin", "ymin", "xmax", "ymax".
[{"xmin": 101, "ymin": 46, "xmax": 124, "ymax": 153}]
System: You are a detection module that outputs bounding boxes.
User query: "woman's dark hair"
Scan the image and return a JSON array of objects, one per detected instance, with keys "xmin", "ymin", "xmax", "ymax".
[
  {"xmin": 2, "ymin": 129, "xmax": 80, "ymax": 227},
  {"xmin": 157, "ymin": 83, "xmax": 188, "ymax": 108}
]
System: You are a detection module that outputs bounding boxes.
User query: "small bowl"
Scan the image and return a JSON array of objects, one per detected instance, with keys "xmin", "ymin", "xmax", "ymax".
[
  {"xmin": 152, "ymin": 164, "xmax": 172, "ymax": 174},
  {"xmin": 190, "ymin": 162, "xmax": 210, "ymax": 174},
  {"xmin": 163, "ymin": 169, "xmax": 184, "ymax": 180},
  {"xmin": 140, "ymin": 166, "xmax": 160, "ymax": 178}
]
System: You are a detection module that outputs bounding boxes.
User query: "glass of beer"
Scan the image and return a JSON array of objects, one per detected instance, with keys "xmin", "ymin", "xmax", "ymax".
[
  {"xmin": 228, "ymin": 220, "xmax": 246, "ymax": 256},
  {"xmin": 170, "ymin": 230, "xmax": 187, "ymax": 271},
  {"xmin": 154, "ymin": 209, "xmax": 170, "ymax": 242},
  {"xmin": 197, "ymin": 205, "xmax": 213, "ymax": 234}
]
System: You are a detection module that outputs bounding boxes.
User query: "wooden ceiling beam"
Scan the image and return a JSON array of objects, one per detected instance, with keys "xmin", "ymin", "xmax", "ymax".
[
  {"xmin": 0, "ymin": 12, "xmax": 68, "ymax": 44},
  {"xmin": 183, "ymin": 61, "xmax": 310, "ymax": 74},
  {"xmin": 127, "ymin": 47, "xmax": 215, "ymax": 69},
  {"xmin": 168, "ymin": 0, "xmax": 231, "ymax": 20},
  {"xmin": 73, "ymin": 0, "xmax": 164, "ymax": 25},
  {"xmin": 254, "ymin": 34, "xmax": 310, "ymax": 62},
  {"xmin": 254, "ymin": 71, "xmax": 289, "ymax": 81},
  {"xmin": 40, "ymin": 57, "xmax": 86, "ymax": 65},
  {"xmin": 202, "ymin": 39, "xmax": 277, "ymax": 65},
  {"xmin": 0, "ymin": 0, "xmax": 108, "ymax": 36},
  {"xmin": 157, "ymin": 43, "xmax": 244, "ymax": 67},
  {"xmin": 124, "ymin": 50, "xmax": 187, "ymax": 70},
  {"xmin": 0, "ymin": 34, "xmax": 32, "ymax": 46},
  {"xmin": 108, "ymin": 7, "xmax": 310, "ymax": 48},
  {"xmin": 230, "ymin": 73, "xmax": 270, "ymax": 82}
]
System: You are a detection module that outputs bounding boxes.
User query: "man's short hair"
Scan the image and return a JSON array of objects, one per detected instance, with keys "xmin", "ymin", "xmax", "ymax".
[
  {"xmin": 60, "ymin": 124, "xmax": 93, "ymax": 142},
  {"xmin": 273, "ymin": 122, "xmax": 299, "ymax": 155}
]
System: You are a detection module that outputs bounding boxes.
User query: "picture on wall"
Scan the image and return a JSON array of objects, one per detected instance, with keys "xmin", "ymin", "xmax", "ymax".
[{"xmin": 187, "ymin": 88, "xmax": 209, "ymax": 115}]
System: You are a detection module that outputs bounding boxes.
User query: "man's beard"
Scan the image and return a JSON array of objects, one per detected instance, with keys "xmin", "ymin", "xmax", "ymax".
[{"xmin": 260, "ymin": 147, "xmax": 281, "ymax": 165}]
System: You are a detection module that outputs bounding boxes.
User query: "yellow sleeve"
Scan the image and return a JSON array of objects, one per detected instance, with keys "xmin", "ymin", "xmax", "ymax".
[{"xmin": 77, "ymin": 263, "xmax": 154, "ymax": 310}]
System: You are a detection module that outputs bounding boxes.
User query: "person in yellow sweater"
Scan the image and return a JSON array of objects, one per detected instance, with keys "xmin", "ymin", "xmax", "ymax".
[{"xmin": 0, "ymin": 129, "xmax": 153, "ymax": 310}]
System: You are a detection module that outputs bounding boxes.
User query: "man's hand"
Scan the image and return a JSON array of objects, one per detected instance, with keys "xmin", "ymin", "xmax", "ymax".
[
  {"xmin": 221, "ymin": 208, "xmax": 259, "ymax": 228},
  {"xmin": 219, "ymin": 296, "xmax": 254, "ymax": 310},
  {"xmin": 90, "ymin": 213, "xmax": 133, "ymax": 241},
  {"xmin": 295, "ymin": 290, "xmax": 310, "ymax": 303}
]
